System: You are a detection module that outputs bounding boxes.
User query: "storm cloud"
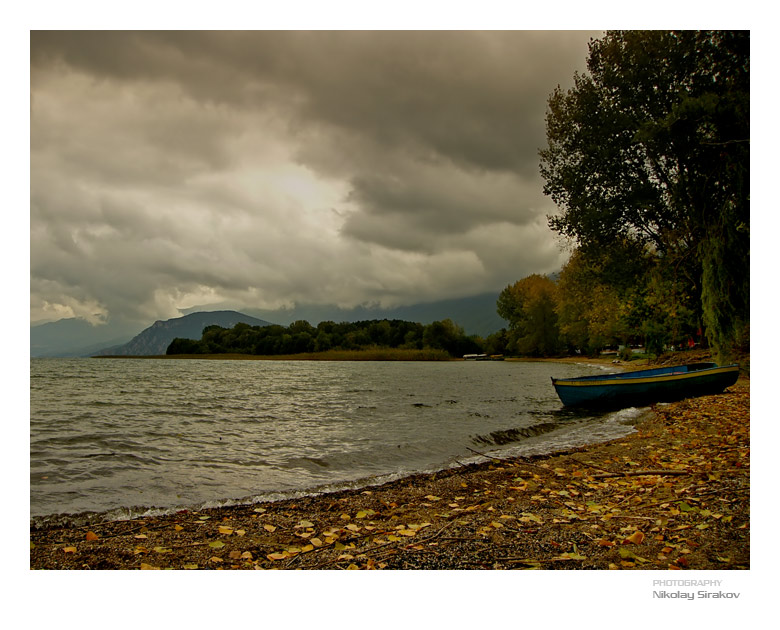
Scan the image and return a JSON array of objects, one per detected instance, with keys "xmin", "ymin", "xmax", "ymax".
[{"xmin": 31, "ymin": 30, "xmax": 597, "ymax": 326}]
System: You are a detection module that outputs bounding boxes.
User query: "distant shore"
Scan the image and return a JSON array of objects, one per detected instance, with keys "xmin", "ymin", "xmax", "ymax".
[{"xmin": 93, "ymin": 349, "xmax": 646, "ymax": 365}]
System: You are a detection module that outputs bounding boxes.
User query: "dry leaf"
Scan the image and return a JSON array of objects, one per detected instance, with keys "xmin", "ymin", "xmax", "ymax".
[{"xmin": 624, "ymin": 531, "xmax": 646, "ymax": 545}]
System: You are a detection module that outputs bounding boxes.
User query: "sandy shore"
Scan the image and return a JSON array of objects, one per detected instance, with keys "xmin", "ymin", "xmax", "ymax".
[{"xmin": 30, "ymin": 366, "xmax": 749, "ymax": 570}]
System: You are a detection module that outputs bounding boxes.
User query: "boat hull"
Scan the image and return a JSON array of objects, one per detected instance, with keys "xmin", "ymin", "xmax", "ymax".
[{"xmin": 551, "ymin": 362, "xmax": 739, "ymax": 408}]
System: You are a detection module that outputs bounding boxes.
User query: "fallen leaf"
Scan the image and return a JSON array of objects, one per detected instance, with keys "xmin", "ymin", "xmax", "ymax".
[
  {"xmin": 85, "ymin": 531, "xmax": 99, "ymax": 541},
  {"xmin": 218, "ymin": 526, "xmax": 233, "ymax": 535},
  {"xmin": 208, "ymin": 540, "xmax": 226, "ymax": 549},
  {"xmin": 623, "ymin": 531, "xmax": 645, "ymax": 545},
  {"xmin": 62, "ymin": 546, "xmax": 77, "ymax": 553}
]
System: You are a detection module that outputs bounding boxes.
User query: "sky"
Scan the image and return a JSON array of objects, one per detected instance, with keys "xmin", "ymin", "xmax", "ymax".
[{"xmin": 30, "ymin": 29, "xmax": 601, "ymax": 327}]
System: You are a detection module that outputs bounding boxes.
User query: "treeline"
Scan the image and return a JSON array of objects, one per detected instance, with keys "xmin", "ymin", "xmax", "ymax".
[
  {"xmin": 166, "ymin": 318, "xmax": 489, "ymax": 358},
  {"xmin": 498, "ymin": 255, "xmax": 704, "ymax": 360}
]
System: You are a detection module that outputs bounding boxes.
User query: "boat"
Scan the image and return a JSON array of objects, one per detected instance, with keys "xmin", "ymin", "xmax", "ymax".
[{"xmin": 551, "ymin": 362, "xmax": 739, "ymax": 408}]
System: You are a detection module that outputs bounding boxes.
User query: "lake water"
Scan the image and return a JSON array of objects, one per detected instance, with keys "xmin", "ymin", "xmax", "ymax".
[{"xmin": 30, "ymin": 358, "xmax": 646, "ymax": 524}]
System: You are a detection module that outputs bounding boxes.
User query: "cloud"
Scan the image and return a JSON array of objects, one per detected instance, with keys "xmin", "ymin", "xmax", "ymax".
[{"xmin": 30, "ymin": 30, "xmax": 597, "ymax": 325}]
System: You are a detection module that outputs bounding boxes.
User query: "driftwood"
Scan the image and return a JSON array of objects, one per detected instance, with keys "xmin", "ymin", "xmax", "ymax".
[{"xmin": 591, "ymin": 469, "xmax": 690, "ymax": 479}]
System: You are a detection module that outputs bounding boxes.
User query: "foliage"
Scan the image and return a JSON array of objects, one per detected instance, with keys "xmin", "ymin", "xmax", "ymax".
[
  {"xmin": 497, "ymin": 275, "xmax": 563, "ymax": 356},
  {"xmin": 166, "ymin": 318, "xmax": 483, "ymax": 358},
  {"xmin": 540, "ymin": 30, "xmax": 749, "ymax": 362}
]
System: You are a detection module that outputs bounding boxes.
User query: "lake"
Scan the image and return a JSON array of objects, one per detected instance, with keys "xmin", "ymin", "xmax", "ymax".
[{"xmin": 30, "ymin": 358, "xmax": 646, "ymax": 524}]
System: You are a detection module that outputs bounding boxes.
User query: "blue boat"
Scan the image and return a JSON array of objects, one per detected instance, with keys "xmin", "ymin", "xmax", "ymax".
[{"xmin": 551, "ymin": 362, "xmax": 740, "ymax": 408}]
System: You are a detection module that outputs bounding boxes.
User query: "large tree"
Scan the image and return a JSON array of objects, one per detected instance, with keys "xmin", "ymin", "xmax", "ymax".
[{"xmin": 540, "ymin": 31, "xmax": 749, "ymax": 362}]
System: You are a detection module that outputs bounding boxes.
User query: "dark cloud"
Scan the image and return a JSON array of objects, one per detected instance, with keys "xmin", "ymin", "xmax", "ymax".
[{"xmin": 31, "ymin": 30, "xmax": 598, "ymax": 325}]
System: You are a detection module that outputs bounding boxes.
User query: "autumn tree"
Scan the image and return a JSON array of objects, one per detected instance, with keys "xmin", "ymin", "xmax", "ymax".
[
  {"xmin": 497, "ymin": 275, "xmax": 563, "ymax": 356},
  {"xmin": 540, "ymin": 31, "xmax": 749, "ymax": 362}
]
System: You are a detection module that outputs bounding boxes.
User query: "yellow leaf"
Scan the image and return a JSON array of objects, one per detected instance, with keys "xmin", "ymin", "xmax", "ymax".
[
  {"xmin": 153, "ymin": 546, "xmax": 172, "ymax": 554},
  {"xmin": 346, "ymin": 564, "xmax": 359, "ymax": 570},
  {"xmin": 174, "ymin": 525, "xmax": 184, "ymax": 532},
  {"xmin": 310, "ymin": 538, "xmax": 323, "ymax": 548},
  {"xmin": 62, "ymin": 546, "xmax": 77, "ymax": 553},
  {"xmin": 218, "ymin": 526, "xmax": 233, "ymax": 535},
  {"xmin": 140, "ymin": 563, "xmax": 159, "ymax": 570},
  {"xmin": 208, "ymin": 540, "xmax": 226, "ymax": 549},
  {"xmin": 235, "ymin": 529, "xmax": 246, "ymax": 536},
  {"xmin": 209, "ymin": 556, "xmax": 224, "ymax": 563},
  {"xmin": 301, "ymin": 544, "xmax": 314, "ymax": 553},
  {"xmin": 85, "ymin": 531, "xmax": 99, "ymax": 541},
  {"xmin": 266, "ymin": 552, "xmax": 288, "ymax": 561},
  {"xmin": 263, "ymin": 524, "xmax": 277, "ymax": 532},
  {"xmin": 182, "ymin": 563, "xmax": 198, "ymax": 569}
]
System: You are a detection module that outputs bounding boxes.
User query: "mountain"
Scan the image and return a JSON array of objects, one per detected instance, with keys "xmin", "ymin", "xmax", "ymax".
[
  {"xmin": 94, "ymin": 311, "xmax": 274, "ymax": 356},
  {"xmin": 31, "ymin": 293, "xmax": 508, "ymax": 357},
  {"xmin": 182, "ymin": 293, "xmax": 506, "ymax": 338},
  {"xmin": 30, "ymin": 318, "xmax": 142, "ymax": 358}
]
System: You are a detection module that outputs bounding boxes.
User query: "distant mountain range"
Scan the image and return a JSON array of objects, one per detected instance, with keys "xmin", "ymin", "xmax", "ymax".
[
  {"xmin": 30, "ymin": 317, "xmax": 141, "ymax": 358},
  {"xmin": 30, "ymin": 293, "xmax": 506, "ymax": 357}
]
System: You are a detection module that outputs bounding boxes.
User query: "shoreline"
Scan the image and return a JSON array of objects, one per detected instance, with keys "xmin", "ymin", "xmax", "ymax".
[{"xmin": 30, "ymin": 375, "xmax": 749, "ymax": 570}]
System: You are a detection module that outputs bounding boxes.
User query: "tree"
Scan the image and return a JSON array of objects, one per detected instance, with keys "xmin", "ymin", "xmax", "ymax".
[
  {"xmin": 497, "ymin": 275, "xmax": 563, "ymax": 356},
  {"xmin": 540, "ymin": 31, "xmax": 748, "ymax": 362}
]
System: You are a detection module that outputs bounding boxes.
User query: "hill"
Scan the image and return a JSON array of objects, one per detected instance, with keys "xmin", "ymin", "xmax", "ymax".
[{"xmin": 94, "ymin": 311, "xmax": 274, "ymax": 356}]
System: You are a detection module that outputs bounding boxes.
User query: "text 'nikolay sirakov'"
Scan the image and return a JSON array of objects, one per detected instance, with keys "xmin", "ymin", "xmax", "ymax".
[{"xmin": 652, "ymin": 580, "xmax": 740, "ymax": 600}]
